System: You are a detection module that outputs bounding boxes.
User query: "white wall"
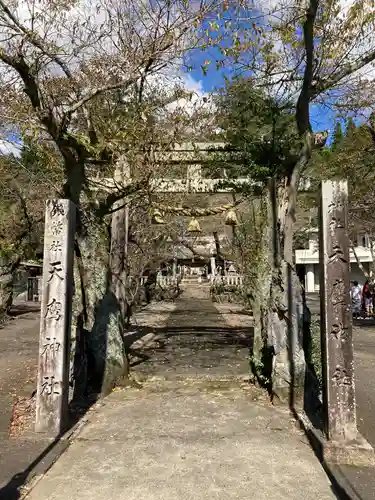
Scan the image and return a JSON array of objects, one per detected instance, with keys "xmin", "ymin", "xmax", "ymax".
[
  {"xmin": 305, "ymin": 264, "xmax": 315, "ymax": 292},
  {"xmin": 350, "ymin": 263, "xmax": 369, "ymax": 286},
  {"xmin": 309, "ymin": 263, "xmax": 369, "ymax": 292}
]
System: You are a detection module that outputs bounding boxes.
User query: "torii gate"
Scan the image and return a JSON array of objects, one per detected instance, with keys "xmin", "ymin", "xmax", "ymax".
[
  {"xmin": 95, "ymin": 142, "xmax": 311, "ymax": 274},
  {"xmin": 95, "ymin": 143, "xmax": 252, "ymax": 274}
]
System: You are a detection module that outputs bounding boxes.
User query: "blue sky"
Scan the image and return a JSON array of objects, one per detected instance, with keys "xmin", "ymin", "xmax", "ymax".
[
  {"xmin": 186, "ymin": 50, "xmax": 336, "ymax": 136},
  {"xmin": 185, "ymin": 15, "xmax": 338, "ymax": 138}
]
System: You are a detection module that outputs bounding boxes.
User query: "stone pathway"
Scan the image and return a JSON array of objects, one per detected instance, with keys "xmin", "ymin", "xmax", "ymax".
[
  {"xmin": 23, "ymin": 376, "xmax": 337, "ymax": 500},
  {"xmin": 4, "ymin": 287, "xmax": 339, "ymax": 500},
  {"xmin": 129, "ymin": 283, "xmax": 252, "ymax": 380}
]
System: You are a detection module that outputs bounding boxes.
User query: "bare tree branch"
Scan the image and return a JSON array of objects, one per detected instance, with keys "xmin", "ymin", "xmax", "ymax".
[
  {"xmin": 312, "ymin": 49, "xmax": 375, "ymax": 98},
  {"xmin": 0, "ymin": 0, "xmax": 73, "ymax": 80}
]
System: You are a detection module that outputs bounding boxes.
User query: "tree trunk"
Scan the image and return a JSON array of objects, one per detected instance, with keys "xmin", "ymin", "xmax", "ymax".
[
  {"xmin": 71, "ymin": 211, "xmax": 129, "ymax": 398},
  {"xmin": 0, "ymin": 264, "xmax": 14, "ymax": 316},
  {"xmin": 0, "ymin": 257, "xmax": 19, "ymax": 316},
  {"xmin": 72, "ymin": 219, "xmax": 108, "ymax": 397},
  {"xmin": 72, "ymin": 158, "xmax": 131, "ymax": 398},
  {"xmin": 269, "ymin": 261, "xmax": 306, "ymax": 404},
  {"xmin": 249, "ymin": 196, "xmax": 273, "ymax": 391},
  {"xmin": 350, "ymin": 240, "xmax": 369, "ymax": 279},
  {"xmin": 267, "ymin": 179, "xmax": 306, "ymax": 405}
]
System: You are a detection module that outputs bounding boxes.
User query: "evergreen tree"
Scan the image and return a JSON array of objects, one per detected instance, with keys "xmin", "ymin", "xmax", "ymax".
[
  {"xmin": 345, "ymin": 116, "xmax": 357, "ymax": 137},
  {"xmin": 331, "ymin": 121, "xmax": 343, "ymax": 151},
  {"xmin": 215, "ymin": 77, "xmax": 299, "ymax": 183}
]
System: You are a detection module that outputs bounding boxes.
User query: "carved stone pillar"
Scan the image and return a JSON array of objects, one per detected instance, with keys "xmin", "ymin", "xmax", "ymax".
[
  {"xmin": 35, "ymin": 200, "xmax": 76, "ymax": 435},
  {"xmin": 319, "ymin": 181, "xmax": 373, "ymax": 463}
]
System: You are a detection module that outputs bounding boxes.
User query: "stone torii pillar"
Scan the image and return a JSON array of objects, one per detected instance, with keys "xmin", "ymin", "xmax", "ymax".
[
  {"xmin": 210, "ymin": 256, "xmax": 216, "ymax": 277},
  {"xmin": 35, "ymin": 200, "xmax": 76, "ymax": 435},
  {"xmin": 172, "ymin": 259, "xmax": 177, "ymax": 278},
  {"xmin": 319, "ymin": 181, "xmax": 373, "ymax": 464}
]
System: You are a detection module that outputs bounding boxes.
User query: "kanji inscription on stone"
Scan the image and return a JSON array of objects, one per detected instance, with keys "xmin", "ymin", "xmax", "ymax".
[
  {"xmin": 331, "ymin": 278, "xmax": 346, "ymax": 307},
  {"xmin": 328, "ymin": 245, "xmax": 347, "ymax": 265},
  {"xmin": 41, "ymin": 376, "xmax": 62, "ymax": 395},
  {"xmin": 50, "ymin": 241, "xmax": 62, "ymax": 253},
  {"xmin": 35, "ymin": 199, "xmax": 76, "ymax": 435},
  {"xmin": 47, "ymin": 261, "xmax": 64, "ymax": 283},
  {"xmin": 44, "ymin": 298, "xmax": 62, "ymax": 321},
  {"xmin": 50, "ymin": 200, "xmax": 65, "ymax": 217},
  {"xmin": 332, "ymin": 366, "xmax": 351, "ymax": 387},
  {"xmin": 51, "ymin": 220, "xmax": 64, "ymax": 236},
  {"xmin": 41, "ymin": 336, "xmax": 61, "ymax": 355},
  {"xmin": 330, "ymin": 321, "xmax": 349, "ymax": 341},
  {"xmin": 319, "ymin": 181, "xmax": 357, "ymax": 442}
]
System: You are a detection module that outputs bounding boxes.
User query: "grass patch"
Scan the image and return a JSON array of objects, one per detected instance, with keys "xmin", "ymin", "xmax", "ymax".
[{"xmin": 309, "ymin": 314, "xmax": 322, "ymax": 387}]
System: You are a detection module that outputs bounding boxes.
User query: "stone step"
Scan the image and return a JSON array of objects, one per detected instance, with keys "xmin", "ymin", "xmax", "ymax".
[{"xmin": 129, "ymin": 374, "xmax": 254, "ymax": 393}]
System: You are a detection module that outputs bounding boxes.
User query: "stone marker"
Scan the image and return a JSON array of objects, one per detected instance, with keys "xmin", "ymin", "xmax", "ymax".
[
  {"xmin": 319, "ymin": 181, "xmax": 373, "ymax": 464},
  {"xmin": 35, "ymin": 200, "xmax": 76, "ymax": 435}
]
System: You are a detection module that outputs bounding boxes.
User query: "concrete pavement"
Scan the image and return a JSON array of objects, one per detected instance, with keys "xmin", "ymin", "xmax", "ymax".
[
  {"xmin": 22, "ymin": 286, "xmax": 338, "ymax": 500},
  {"xmin": 24, "ymin": 379, "xmax": 338, "ymax": 500},
  {"xmin": 354, "ymin": 325, "xmax": 375, "ymax": 448},
  {"xmin": 306, "ymin": 292, "xmax": 375, "ymax": 450}
]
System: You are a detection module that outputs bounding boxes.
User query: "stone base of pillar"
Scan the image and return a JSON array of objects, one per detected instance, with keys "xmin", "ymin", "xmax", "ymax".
[
  {"xmin": 296, "ymin": 414, "xmax": 375, "ymax": 466},
  {"xmin": 323, "ymin": 435, "xmax": 374, "ymax": 466}
]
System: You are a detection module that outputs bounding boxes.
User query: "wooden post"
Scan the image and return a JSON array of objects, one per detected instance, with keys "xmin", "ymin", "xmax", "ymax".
[
  {"xmin": 35, "ymin": 200, "xmax": 76, "ymax": 435},
  {"xmin": 319, "ymin": 181, "xmax": 373, "ymax": 463}
]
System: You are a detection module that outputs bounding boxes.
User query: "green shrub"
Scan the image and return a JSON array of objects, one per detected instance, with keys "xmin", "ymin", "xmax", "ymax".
[
  {"xmin": 209, "ymin": 282, "xmax": 245, "ymax": 303},
  {"xmin": 309, "ymin": 314, "xmax": 322, "ymax": 387}
]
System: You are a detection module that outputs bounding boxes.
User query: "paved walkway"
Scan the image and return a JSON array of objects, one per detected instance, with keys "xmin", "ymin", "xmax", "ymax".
[
  {"xmin": 0, "ymin": 306, "xmax": 57, "ymax": 499},
  {"xmin": 22, "ymin": 285, "xmax": 337, "ymax": 500},
  {"xmin": 129, "ymin": 284, "xmax": 251, "ymax": 380}
]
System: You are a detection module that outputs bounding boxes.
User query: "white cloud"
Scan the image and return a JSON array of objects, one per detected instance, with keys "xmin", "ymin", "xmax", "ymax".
[
  {"xmin": 165, "ymin": 73, "xmax": 212, "ymax": 113},
  {"xmin": 137, "ymin": 61, "xmax": 212, "ymax": 110},
  {"xmin": 143, "ymin": 67, "xmax": 218, "ymax": 136}
]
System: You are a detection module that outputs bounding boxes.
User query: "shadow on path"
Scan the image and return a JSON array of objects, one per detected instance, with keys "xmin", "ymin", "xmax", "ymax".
[
  {"xmin": 0, "ymin": 288, "xmax": 253, "ymax": 499},
  {"xmin": 131, "ymin": 288, "xmax": 253, "ymax": 379}
]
